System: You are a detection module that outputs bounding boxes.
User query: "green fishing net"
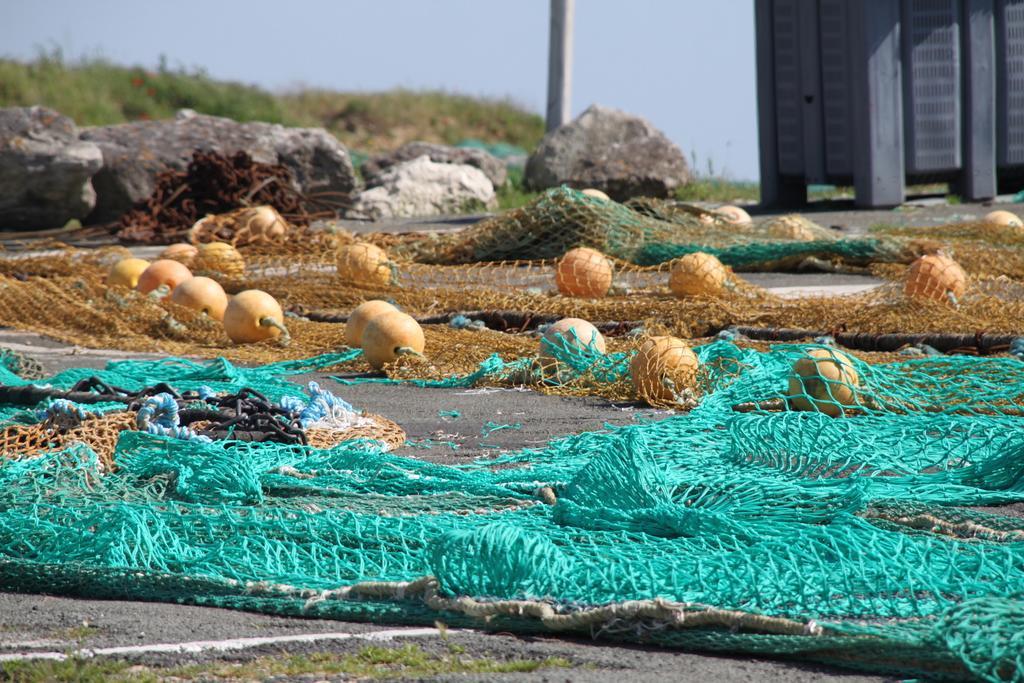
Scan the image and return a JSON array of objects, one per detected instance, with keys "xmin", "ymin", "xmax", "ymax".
[
  {"xmin": 391, "ymin": 187, "xmax": 908, "ymax": 269},
  {"xmin": 0, "ymin": 345, "xmax": 1023, "ymax": 681}
]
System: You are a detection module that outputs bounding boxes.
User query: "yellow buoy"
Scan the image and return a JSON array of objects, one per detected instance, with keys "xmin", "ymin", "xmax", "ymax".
[
  {"xmin": 766, "ymin": 214, "xmax": 819, "ymax": 241},
  {"xmin": 223, "ymin": 290, "xmax": 288, "ymax": 344},
  {"xmin": 136, "ymin": 259, "xmax": 192, "ymax": 297},
  {"xmin": 346, "ymin": 300, "xmax": 399, "ymax": 347},
  {"xmin": 170, "ymin": 276, "xmax": 229, "ymax": 321},
  {"xmin": 159, "ymin": 243, "xmax": 198, "ymax": 267},
  {"xmin": 107, "ymin": 258, "xmax": 151, "ymax": 289},
  {"xmin": 786, "ymin": 348, "xmax": 861, "ymax": 417},
  {"xmin": 361, "ymin": 311, "xmax": 425, "ymax": 370},
  {"xmin": 716, "ymin": 205, "xmax": 752, "ymax": 225},
  {"xmin": 242, "ymin": 205, "xmax": 289, "ymax": 239},
  {"xmin": 555, "ymin": 247, "xmax": 613, "ymax": 298},
  {"xmin": 580, "ymin": 188, "xmax": 610, "ymax": 201},
  {"xmin": 984, "ymin": 209, "xmax": 1022, "ymax": 227},
  {"xmin": 668, "ymin": 252, "xmax": 728, "ymax": 297},
  {"xmin": 630, "ymin": 336, "xmax": 700, "ymax": 404},
  {"xmin": 538, "ymin": 317, "xmax": 606, "ymax": 381},
  {"xmin": 337, "ymin": 242, "xmax": 392, "ymax": 287},
  {"xmin": 541, "ymin": 318, "xmax": 606, "ymax": 355},
  {"xmin": 195, "ymin": 242, "xmax": 245, "ymax": 279},
  {"xmin": 904, "ymin": 254, "xmax": 967, "ymax": 303}
]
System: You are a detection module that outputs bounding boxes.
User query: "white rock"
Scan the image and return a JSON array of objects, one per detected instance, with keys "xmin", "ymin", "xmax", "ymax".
[{"xmin": 348, "ymin": 155, "xmax": 496, "ymax": 220}]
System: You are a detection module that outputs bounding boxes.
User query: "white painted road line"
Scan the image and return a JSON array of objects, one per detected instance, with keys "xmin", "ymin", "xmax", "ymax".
[{"xmin": 0, "ymin": 627, "xmax": 452, "ymax": 662}]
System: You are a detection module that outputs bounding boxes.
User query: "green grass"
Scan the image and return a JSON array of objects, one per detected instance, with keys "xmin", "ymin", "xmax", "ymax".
[
  {"xmin": 674, "ymin": 178, "xmax": 760, "ymax": 203},
  {"xmin": 0, "ymin": 644, "xmax": 572, "ymax": 682},
  {"xmin": 281, "ymin": 89, "xmax": 545, "ymax": 154},
  {"xmin": 0, "ymin": 658, "xmax": 135, "ymax": 683},
  {"xmin": 0, "ymin": 53, "xmax": 286, "ymax": 127},
  {"xmin": 496, "ymin": 167, "xmax": 541, "ymax": 210},
  {"xmin": 0, "ymin": 53, "xmax": 545, "ymax": 156},
  {"xmin": 54, "ymin": 625, "xmax": 99, "ymax": 642}
]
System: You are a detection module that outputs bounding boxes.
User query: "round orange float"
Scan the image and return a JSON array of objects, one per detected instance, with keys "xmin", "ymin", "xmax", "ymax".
[
  {"xmin": 555, "ymin": 247, "xmax": 613, "ymax": 298},
  {"xmin": 630, "ymin": 336, "xmax": 700, "ymax": 404},
  {"xmin": 668, "ymin": 252, "xmax": 728, "ymax": 297},
  {"xmin": 223, "ymin": 290, "xmax": 289, "ymax": 344}
]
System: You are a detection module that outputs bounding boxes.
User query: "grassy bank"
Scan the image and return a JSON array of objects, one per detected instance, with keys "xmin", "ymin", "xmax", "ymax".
[{"xmin": 0, "ymin": 54, "xmax": 545, "ymax": 154}]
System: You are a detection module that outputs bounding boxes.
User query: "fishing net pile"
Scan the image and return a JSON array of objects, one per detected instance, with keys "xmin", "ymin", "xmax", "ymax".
[
  {"xmin": 381, "ymin": 187, "xmax": 907, "ymax": 270},
  {"xmin": 0, "ymin": 345, "xmax": 1023, "ymax": 680},
  {"xmin": 0, "ymin": 353, "xmax": 404, "ymax": 467},
  {"xmin": 0, "ymin": 232, "xmax": 1022, "ymax": 396},
  {"xmin": 1, "ymin": 191, "xmax": 1024, "ymax": 679}
]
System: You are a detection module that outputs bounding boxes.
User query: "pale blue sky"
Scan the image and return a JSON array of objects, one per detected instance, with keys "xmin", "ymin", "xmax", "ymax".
[{"xmin": 3, "ymin": 1, "xmax": 759, "ymax": 180}]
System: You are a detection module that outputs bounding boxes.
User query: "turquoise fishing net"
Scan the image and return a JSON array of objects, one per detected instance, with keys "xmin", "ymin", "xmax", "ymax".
[
  {"xmin": 397, "ymin": 186, "xmax": 903, "ymax": 268},
  {"xmin": 1, "ymin": 344, "xmax": 1024, "ymax": 680}
]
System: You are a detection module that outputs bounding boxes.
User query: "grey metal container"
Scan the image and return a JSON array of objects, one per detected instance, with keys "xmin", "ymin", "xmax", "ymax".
[
  {"xmin": 756, "ymin": 0, "xmax": 1002, "ymax": 208},
  {"xmin": 997, "ymin": 0, "xmax": 1024, "ymax": 189}
]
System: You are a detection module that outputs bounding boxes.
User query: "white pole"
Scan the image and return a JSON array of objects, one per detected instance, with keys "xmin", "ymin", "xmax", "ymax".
[{"xmin": 546, "ymin": 0, "xmax": 574, "ymax": 132}]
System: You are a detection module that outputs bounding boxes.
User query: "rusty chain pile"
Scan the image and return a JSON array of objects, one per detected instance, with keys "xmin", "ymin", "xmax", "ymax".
[{"xmin": 116, "ymin": 151, "xmax": 327, "ymax": 244}]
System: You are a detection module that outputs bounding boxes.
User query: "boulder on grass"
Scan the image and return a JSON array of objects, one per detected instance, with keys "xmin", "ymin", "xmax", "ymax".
[
  {"xmin": 525, "ymin": 104, "xmax": 690, "ymax": 201},
  {"xmin": 348, "ymin": 155, "xmax": 496, "ymax": 220},
  {"xmin": 363, "ymin": 141, "xmax": 507, "ymax": 189}
]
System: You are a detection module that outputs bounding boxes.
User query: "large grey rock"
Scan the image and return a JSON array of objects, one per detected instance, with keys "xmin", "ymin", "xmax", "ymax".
[
  {"xmin": 362, "ymin": 141, "xmax": 507, "ymax": 188},
  {"xmin": 0, "ymin": 106, "xmax": 103, "ymax": 229},
  {"xmin": 525, "ymin": 104, "xmax": 690, "ymax": 201},
  {"xmin": 81, "ymin": 110, "xmax": 360, "ymax": 222},
  {"xmin": 348, "ymin": 155, "xmax": 496, "ymax": 220}
]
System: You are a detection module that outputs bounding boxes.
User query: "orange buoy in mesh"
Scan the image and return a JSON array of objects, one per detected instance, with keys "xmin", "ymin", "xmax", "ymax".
[
  {"xmin": 766, "ymin": 214, "xmax": 818, "ymax": 241},
  {"xmin": 555, "ymin": 247, "xmax": 613, "ymax": 298},
  {"xmin": 541, "ymin": 318, "xmax": 606, "ymax": 355},
  {"xmin": 223, "ymin": 290, "xmax": 289, "ymax": 345},
  {"xmin": 668, "ymin": 252, "xmax": 728, "ymax": 297},
  {"xmin": 786, "ymin": 348, "xmax": 860, "ymax": 417},
  {"xmin": 160, "ymin": 243, "xmax": 198, "ymax": 267},
  {"xmin": 539, "ymin": 317, "xmax": 606, "ymax": 380},
  {"xmin": 361, "ymin": 311, "xmax": 425, "ymax": 370},
  {"xmin": 630, "ymin": 336, "xmax": 700, "ymax": 405},
  {"xmin": 242, "ymin": 205, "xmax": 289, "ymax": 240},
  {"xmin": 195, "ymin": 241, "xmax": 245, "ymax": 278},
  {"xmin": 715, "ymin": 205, "xmax": 752, "ymax": 224},
  {"xmin": 107, "ymin": 258, "xmax": 150, "ymax": 289},
  {"xmin": 337, "ymin": 242, "xmax": 393, "ymax": 287},
  {"xmin": 984, "ymin": 209, "xmax": 1022, "ymax": 227},
  {"xmin": 170, "ymin": 276, "xmax": 229, "ymax": 321},
  {"xmin": 346, "ymin": 300, "xmax": 398, "ymax": 347},
  {"xmin": 136, "ymin": 259, "xmax": 192, "ymax": 297},
  {"xmin": 904, "ymin": 254, "xmax": 967, "ymax": 303}
]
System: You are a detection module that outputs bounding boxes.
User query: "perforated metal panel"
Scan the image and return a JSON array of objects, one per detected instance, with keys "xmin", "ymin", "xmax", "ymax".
[
  {"xmin": 772, "ymin": 0, "xmax": 803, "ymax": 175},
  {"xmin": 902, "ymin": 0, "xmax": 962, "ymax": 175},
  {"xmin": 998, "ymin": 0, "xmax": 1024, "ymax": 166},
  {"xmin": 819, "ymin": 0, "xmax": 853, "ymax": 178}
]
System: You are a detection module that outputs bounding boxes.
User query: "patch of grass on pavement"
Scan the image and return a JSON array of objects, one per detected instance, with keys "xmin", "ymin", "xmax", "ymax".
[
  {"xmin": 0, "ymin": 644, "xmax": 572, "ymax": 681},
  {"xmin": 674, "ymin": 178, "xmax": 760, "ymax": 204},
  {"xmin": 0, "ymin": 658, "xmax": 136, "ymax": 683},
  {"xmin": 55, "ymin": 624, "xmax": 99, "ymax": 642}
]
